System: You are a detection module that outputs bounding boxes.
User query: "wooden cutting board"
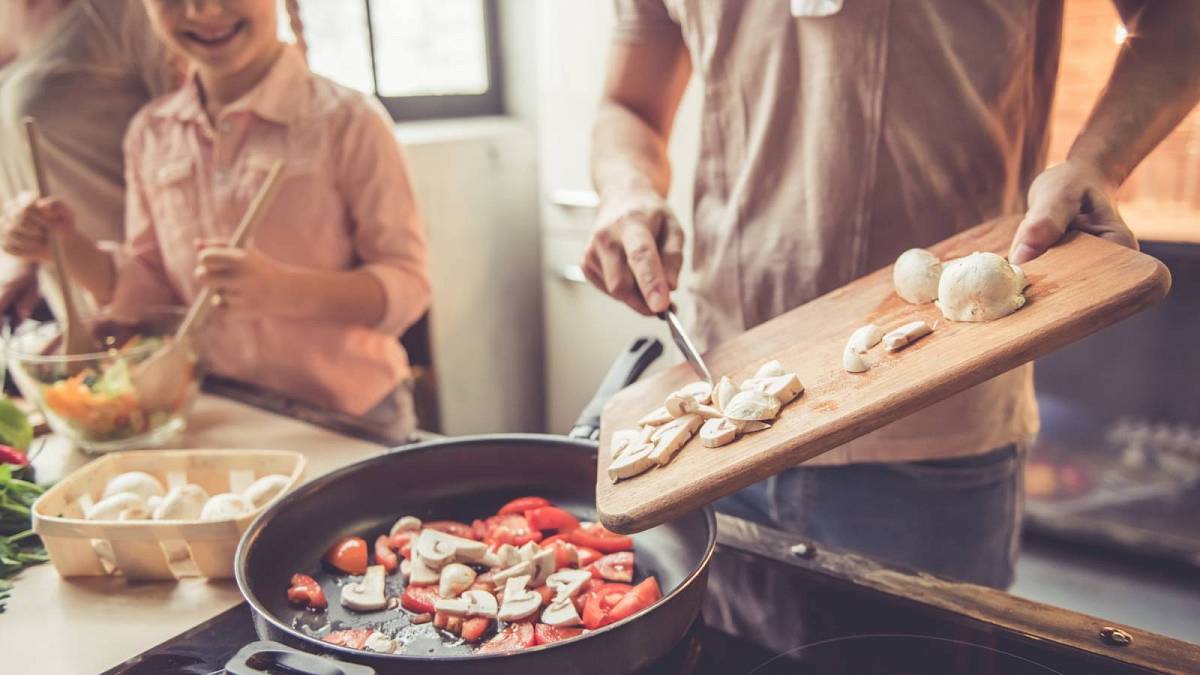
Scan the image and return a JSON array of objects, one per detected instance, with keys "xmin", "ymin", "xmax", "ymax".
[{"xmin": 596, "ymin": 216, "xmax": 1171, "ymax": 533}]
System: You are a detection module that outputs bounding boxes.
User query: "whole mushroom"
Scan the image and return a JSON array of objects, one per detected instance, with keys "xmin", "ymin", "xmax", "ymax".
[
  {"xmin": 200, "ymin": 493, "xmax": 251, "ymax": 520},
  {"xmin": 242, "ymin": 474, "xmax": 290, "ymax": 509},
  {"xmin": 937, "ymin": 251, "xmax": 1027, "ymax": 322},
  {"xmin": 893, "ymin": 248, "xmax": 943, "ymax": 304},
  {"xmin": 101, "ymin": 472, "xmax": 165, "ymax": 503},
  {"xmin": 154, "ymin": 484, "xmax": 209, "ymax": 521}
]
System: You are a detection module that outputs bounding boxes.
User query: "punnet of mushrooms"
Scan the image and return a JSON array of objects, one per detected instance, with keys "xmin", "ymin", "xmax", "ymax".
[
  {"xmin": 937, "ymin": 251, "xmax": 1027, "ymax": 322},
  {"xmin": 893, "ymin": 248, "xmax": 943, "ymax": 304}
]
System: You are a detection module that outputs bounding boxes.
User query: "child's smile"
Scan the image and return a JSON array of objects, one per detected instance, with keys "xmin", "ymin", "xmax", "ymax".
[{"xmin": 180, "ymin": 18, "xmax": 248, "ymax": 53}]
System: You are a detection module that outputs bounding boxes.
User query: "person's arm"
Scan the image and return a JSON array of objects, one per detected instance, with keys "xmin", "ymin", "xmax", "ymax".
[
  {"xmin": 1010, "ymin": 0, "xmax": 1200, "ymax": 263},
  {"xmin": 584, "ymin": 7, "xmax": 691, "ymax": 316},
  {"xmin": 196, "ymin": 100, "xmax": 430, "ymax": 333}
]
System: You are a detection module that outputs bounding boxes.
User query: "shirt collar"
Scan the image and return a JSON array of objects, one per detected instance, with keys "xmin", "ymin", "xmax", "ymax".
[{"xmin": 153, "ymin": 45, "xmax": 309, "ymax": 126}]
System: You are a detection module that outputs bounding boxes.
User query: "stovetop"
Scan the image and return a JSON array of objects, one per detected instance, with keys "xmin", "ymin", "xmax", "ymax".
[{"xmin": 102, "ymin": 517, "xmax": 1192, "ymax": 675}]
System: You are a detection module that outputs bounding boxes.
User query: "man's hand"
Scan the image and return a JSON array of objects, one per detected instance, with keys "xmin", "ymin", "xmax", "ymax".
[
  {"xmin": 194, "ymin": 242, "xmax": 292, "ymax": 314},
  {"xmin": 582, "ymin": 192, "xmax": 684, "ymax": 315},
  {"xmin": 1, "ymin": 193, "xmax": 75, "ymax": 263},
  {"xmin": 1009, "ymin": 161, "xmax": 1138, "ymax": 265}
]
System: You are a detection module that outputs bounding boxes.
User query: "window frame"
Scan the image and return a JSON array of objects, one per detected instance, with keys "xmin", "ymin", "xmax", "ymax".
[{"xmin": 364, "ymin": 0, "xmax": 505, "ymax": 122}]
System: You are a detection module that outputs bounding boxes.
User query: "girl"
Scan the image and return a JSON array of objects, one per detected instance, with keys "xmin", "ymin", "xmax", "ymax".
[{"xmin": 3, "ymin": 0, "xmax": 431, "ymax": 436}]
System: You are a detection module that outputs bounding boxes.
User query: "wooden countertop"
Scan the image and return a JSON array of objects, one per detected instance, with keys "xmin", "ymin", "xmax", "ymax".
[{"xmin": 0, "ymin": 394, "xmax": 390, "ymax": 674}]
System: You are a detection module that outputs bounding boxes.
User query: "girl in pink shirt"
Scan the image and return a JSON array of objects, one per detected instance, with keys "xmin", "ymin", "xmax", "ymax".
[{"xmin": 3, "ymin": 0, "xmax": 431, "ymax": 435}]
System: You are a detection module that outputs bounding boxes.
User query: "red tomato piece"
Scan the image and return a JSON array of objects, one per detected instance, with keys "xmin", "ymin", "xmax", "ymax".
[
  {"xmin": 524, "ymin": 506, "xmax": 580, "ymax": 532},
  {"xmin": 540, "ymin": 533, "xmax": 568, "ymax": 546},
  {"xmin": 374, "ymin": 535, "xmax": 398, "ymax": 572},
  {"xmin": 461, "ymin": 616, "xmax": 492, "ymax": 642},
  {"xmin": 324, "ymin": 536, "xmax": 368, "ymax": 575},
  {"xmin": 534, "ymin": 623, "xmax": 583, "ymax": 645},
  {"xmin": 389, "ymin": 531, "xmax": 415, "ymax": 559},
  {"xmin": 581, "ymin": 583, "xmax": 634, "ymax": 630},
  {"xmin": 588, "ymin": 551, "xmax": 634, "ymax": 583},
  {"xmin": 286, "ymin": 573, "xmax": 327, "ymax": 610},
  {"xmin": 606, "ymin": 577, "xmax": 662, "ymax": 624},
  {"xmin": 322, "ymin": 628, "xmax": 374, "ymax": 649},
  {"xmin": 572, "ymin": 577, "xmax": 606, "ymax": 614},
  {"xmin": 566, "ymin": 524, "xmax": 633, "ymax": 554},
  {"xmin": 471, "ymin": 519, "xmax": 489, "ymax": 540},
  {"xmin": 575, "ymin": 546, "xmax": 603, "ymax": 568},
  {"xmin": 535, "ymin": 585, "xmax": 556, "ymax": 606},
  {"xmin": 484, "ymin": 514, "xmax": 543, "ymax": 547},
  {"xmin": 545, "ymin": 540, "xmax": 578, "ymax": 569},
  {"xmin": 400, "ymin": 584, "xmax": 441, "ymax": 614},
  {"xmin": 424, "ymin": 520, "xmax": 477, "ymax": 540},
  {"xmin": 498, "ymin": 496, "xmax": 550, "ymax": 515},
  {"xmin": 478, "ymin": 622, "xmax": 536, "ymax": 653}
]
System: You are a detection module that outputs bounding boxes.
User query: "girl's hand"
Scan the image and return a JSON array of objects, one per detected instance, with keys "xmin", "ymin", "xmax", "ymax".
[
  {"xmin": 194, "ymin": 243, "xmax": 292, "ymax": 314},
  {"xmin": 1, "ymin": 193, "xmax": 76, "ymax": 262}
]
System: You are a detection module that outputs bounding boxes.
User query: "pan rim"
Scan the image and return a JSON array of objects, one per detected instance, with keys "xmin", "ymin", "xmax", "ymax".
[{"xmin": 234, "ymin": 432, "xmax": 717, "ymax": 662}]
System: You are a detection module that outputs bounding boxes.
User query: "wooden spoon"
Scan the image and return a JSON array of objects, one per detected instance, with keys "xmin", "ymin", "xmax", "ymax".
[
  {"xmin": 22, "ymin": 117, "xmax": 100, "ymax": 358},
  {"xmin": 132, "ymin": 159, "xmax": 286, "ymax": 413}
]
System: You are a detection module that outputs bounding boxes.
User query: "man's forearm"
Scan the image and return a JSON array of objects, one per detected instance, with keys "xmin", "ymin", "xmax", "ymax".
[
  {"xmin": 592, "ymin": 101, "xmax": 674, "ymax": 202},
  {"xmin": 58, "ymin": 228, "xmax": 116, "ymax": 304},
  {"xmin": 1069, "ymin": 2, "xmax": 1200, "ymax": 186}
]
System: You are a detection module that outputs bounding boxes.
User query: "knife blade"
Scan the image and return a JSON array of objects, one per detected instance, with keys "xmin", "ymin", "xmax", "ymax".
[{"xmin": 659, "ymin": 308, "xmax": 713, "ymax": 384}]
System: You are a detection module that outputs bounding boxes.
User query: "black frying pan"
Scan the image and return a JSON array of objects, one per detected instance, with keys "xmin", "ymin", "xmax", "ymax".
[{"xmin": 234, "ymin": 339, "xmax": 717, "ymax": 674}]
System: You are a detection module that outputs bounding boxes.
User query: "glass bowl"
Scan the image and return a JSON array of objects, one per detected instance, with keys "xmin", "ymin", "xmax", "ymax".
[{"xmin": 7, "ymin": 308, "xmax": 203, "ymax": 453}]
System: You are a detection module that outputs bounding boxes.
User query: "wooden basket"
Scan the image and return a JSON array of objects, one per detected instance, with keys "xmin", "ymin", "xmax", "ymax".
[{"xmin": 31, "ymin": 449, "xmax": 306, "ymax": 580}]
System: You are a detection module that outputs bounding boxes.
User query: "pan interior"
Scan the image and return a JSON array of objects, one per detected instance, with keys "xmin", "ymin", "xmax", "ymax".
[{"xmin": 239, "ymin": 435, "xmax": 712, "ymax": 657}]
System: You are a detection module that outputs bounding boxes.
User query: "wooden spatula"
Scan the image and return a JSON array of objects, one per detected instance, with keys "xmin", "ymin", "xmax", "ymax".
[
  {"xmin": 22, "ymin": 117, "xmax": 100, "ymax": 357},
  {"xmin": 132, "ymin": 159, "xmax": 286, "ymax": 413}
]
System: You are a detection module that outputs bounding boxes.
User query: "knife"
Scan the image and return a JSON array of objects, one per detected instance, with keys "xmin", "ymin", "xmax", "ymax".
[{"xmin": 659, "ymin": 308, "xmax": 713, "ymax": 384}]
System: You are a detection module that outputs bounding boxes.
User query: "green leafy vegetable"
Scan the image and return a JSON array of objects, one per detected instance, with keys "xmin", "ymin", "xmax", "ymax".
[
  {"xmin": 0, "ymin": 464, "xmax": 48, "ymax": 612},
  {"xmin": 0, "ymin": 399, "xmax": 32, "ymax": 451}
]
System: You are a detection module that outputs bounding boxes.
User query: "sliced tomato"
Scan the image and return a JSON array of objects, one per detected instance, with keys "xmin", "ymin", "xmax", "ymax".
[
  {"xmin": 425, "ymin": 520, "xmax": 476, "ymax": 540},
  {"xmin": 607, "ymin": 577, "xmax": 661, "ymax": 624},
  {"xmin": 540, "ymin": 534, "xmax": 568, "ymax": 546},
  {"xmin": 535, "ymin": 585, "xmax": 556, "ymax": 606},
  {"xmin": 566, "ymin": 524, "xmax": 633, "ymax": 554},
  {"xmin": 545, "ymin": 540, "xmax": 578, "ymax": 569},
  {"xmin": 461, "ymin": 616, "xmax": 492, "ymax": 643},
  {"xmin": 374, "ymin": 535, "xmax": 398, "ymax": 572},
  {"xmin": 400, "ymin": 584, "xmax": 441, "ymax": 614},
  {"xmin": 389, "ymin": 531, "xmax": 415, "ymax": 559},
  {"xmin": 524, "ymin": 506, "xmax": 580, "ymax": 532},
  {"xmin": 286, "ymin": 573, "xmax": 327, "ymax": 610},
  {"xmin": 477, "ymin": 621, "xmax": 536, "ymax": 653},
  {"xmin": 483, "ymin": 514, "xmax": 543, "ymax": 547},
  {"xmin": 588, "ymin": 551, "xmax": 634, "ymax": 582},
  {"xmin": 581, "ymin": 583, "xmax": 633, "ymax": 630},
  {"xmin": 434, "ymin": 611, "xmax": 464, "ymax": 635},
  {"xmin": 534, "ymin": 624, "xmax": 583, "ymax": 645},
  {"xmin": 322, "ymin": 628, "xmax": 374, "ymax": 649},
  {"xmin": 471, "ymin": 518, "xmax": 489, "ymax": 540},
  {"xmin": 575, "ymin": 546, "xmax": 603, "ymax": 568},
  {"xmin": 498, "ymin": 496, "xmax": 550, "ymax": 515},
  {"xmin": 324, "ymin": 536, "xmax": 368, "ymax": 575}
]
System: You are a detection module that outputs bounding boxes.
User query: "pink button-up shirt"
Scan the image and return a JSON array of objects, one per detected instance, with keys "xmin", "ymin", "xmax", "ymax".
[{"xmin": 108, "ymin": 47, "xmax": 431, "ymax": 416}]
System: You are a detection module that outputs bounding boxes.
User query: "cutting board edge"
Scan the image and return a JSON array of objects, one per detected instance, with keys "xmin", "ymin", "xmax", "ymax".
[{"xmin": 596, "ymin": 248, "xmax": 1173, "ymax": 534}]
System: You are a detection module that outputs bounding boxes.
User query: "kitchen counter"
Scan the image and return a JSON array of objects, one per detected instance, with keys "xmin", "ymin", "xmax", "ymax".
[{"xmin": 0, "ymin": 393, "xmax": 392, "ymax": 675}]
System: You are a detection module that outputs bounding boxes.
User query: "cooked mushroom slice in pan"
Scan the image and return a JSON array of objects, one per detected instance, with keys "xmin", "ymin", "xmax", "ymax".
[{"xmin": 341, "ymin": 565, "xmax": 387, "ymax": 611}]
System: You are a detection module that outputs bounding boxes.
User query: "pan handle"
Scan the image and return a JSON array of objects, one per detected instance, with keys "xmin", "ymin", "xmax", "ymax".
[
  {"xmin": 569, "ymin": 337, "xmax": 663, "ymax": 440},
  {"xmin": 226, "ymin": 640, "xmax": 376, "ymax": 675}
]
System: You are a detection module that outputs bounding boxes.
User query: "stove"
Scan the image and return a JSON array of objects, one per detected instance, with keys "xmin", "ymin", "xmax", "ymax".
[{"xmin": 103, "ymin": 515, "xmax": 1196, "ymax": 675}]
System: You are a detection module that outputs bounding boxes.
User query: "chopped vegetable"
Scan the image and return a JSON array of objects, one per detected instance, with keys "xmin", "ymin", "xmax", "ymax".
[
  {"xmin": 286, "ymin": 573, "xmax": 327, "ymax": 610},
  {"xmin": 477, "ymin": 622, "xmax": 536, "ymax": 653},
  {"xmin": 0, "ymin": 400, "xmax": 32, "ymax": 451},
  {"xmin": 497, "ymin": 496, "xmax": 549, "ymax": 515},
  {"xmin": 588, "ymin": 551, "xmax": 634, "ymax": 582},
  {"xmin": 324, "ymin": 536, "xmax": 368, "ymax": 575},
  {"xmin": 524, "ymin": 506, "xmax": 580, "ymax": 532},
  {"xmin": 534, "ymin": 623, "xmax": 583, "ymax": 645},
  {"xmin": 566, "ymin": 523, "xmax": 633, "ymax": 554},
  {"xmin": 373, "ymin": 535, "xmax": 398, "ymax": 573},
  {"xmin": 400, "ymin": 584, "xmax": 440, "ymax": 614}
]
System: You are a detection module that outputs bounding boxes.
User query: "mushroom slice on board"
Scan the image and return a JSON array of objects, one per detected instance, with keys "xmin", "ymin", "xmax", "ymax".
[
  {"xmin": 713, "ymin": 376, "xmax": 738, "ymax": 413},
  {"xmin": 754, "ymin": 360, "xmax": 786, "ymax": 379},
  {"xmin": 607, "ymin": 441, "xmax": 657, "ymax": 482},
  {"xmin": 650, "ymin": 413, "xmax": 702, "ymax": 443},
  {"xmin": 846, "ymin": 324, "xmax": 885, "ymax": 354},
  {"xmin": 664, "ymin": 391, "xmax": 699, "ymax": 418},
  {"xmin": 676, "ymin": 380, "xmax": 714, "ymax": 404},
  {"xmin": 637, "ymin": 407, "xmax": 673, "ymax": 427},
  {"xmin": 843, "ymin": 347, "xmax": 869, "ymax": 374},
  {"xmin": 609, "ymin": 429, "xmax": 641, "ymax": 461},
  {"xmin": 341, "ymin": 565, "xmax": 387, "ymax": 612},
  {"xmin": 740, "ymin": 373, "xmax": 804, "ymax": 405},
  {"xmin": 733, "ymin": 420, "xmax": 771, "ymax": 434},
  {"xmin": 699, "ymin": 418, "xmax": 739, "ymax": 448},
  {"xmin": 723, "ymin": 389, "xmax": 781, "ymax": 422},
  {"xmin": 648, "ymin": 414, "xmax": 702, "ymax": 465},
  {"xmin": 882, "ymin": 320, "xmax": 933, "ymax": 352}
]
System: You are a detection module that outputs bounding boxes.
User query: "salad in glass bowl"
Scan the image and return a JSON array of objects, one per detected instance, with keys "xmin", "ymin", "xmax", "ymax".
[{"xmin": 6, "ymin": 309, "xmax": 202, "ymax": 453}]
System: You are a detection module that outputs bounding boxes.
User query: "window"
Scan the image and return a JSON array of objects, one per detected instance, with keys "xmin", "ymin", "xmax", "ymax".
[{"xmin": 280, "ymin": 0, "xmax": 503, "ymax": 121}]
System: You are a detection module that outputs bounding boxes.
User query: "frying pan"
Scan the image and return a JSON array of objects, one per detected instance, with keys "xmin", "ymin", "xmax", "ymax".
[{"xmin": 235, "ymin": 338, "xmax": 717, "ymax": 674}]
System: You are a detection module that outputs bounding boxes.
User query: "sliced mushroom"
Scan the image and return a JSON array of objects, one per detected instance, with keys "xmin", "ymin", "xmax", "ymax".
[
  {"xmin": 389, "ymin": 516, "xmax": 422, "ymax": 536},
  {"xmin": 714, "ymin": 376, "xmax": 738, "ymax": 413},
  {"xmin": 546, "ymin": 568, "xmax": 593, "ymax": 599},
  {"xmin": 734, "ymin": 420, "xmax": 771, "ymax": 434},
  {"xmin": 607, "ymin": 441, "xmax": 656, "ymax": 481},
  {"xmin": 497, "ymin": 575, "xmax": 541, "ymax": 622},
  {"xmin": 846, "ymin": 324, "xmax": 885, "ymax": 354},
  {"xmin": 754, "ymin": 360, "xmax": 785, "ymax": 379},
  {"xmin": 341, "ymin": 564, "xmax": 387, "ymax": 611},
  {"xmin": 694, "ymin": 404, "xmax": 722, "ymax": 419},
  {"xmin": 723, "ymin": 389, "xmax": 781, "ymax": 422},
  {"xmin": 415, "ymin": 528, "xmax": 487, "ymax": 569},
  {"xmin": 637, "ymin": 407, "xmax": 672, "ymax": 427},
  {"xmin": 517, "ymin": 540, "xmax": 540, "ymax": 563},
  {"xmin": 882, "ymin": 320, "xmax": 933, "ymax": 352},
  {"xmin": 242, "ymin": 474, "xmax": 291, "ymax": 509},
  {"xmin": 408, "ymin": 554, "xmax": 441, "ymax": 585},
  {"xmin": 650, "ymin": 413, "xmax": 701, "ymax": 442},
  {"xmin": 101, "ymin": 472, "xmax": 165, "ymax": 503},
  {"xmin": 493, "ymin": 543, "xmax": 521, "ymax": 569},
  {"xmin": 492, "ymin": 560, "xmax": 535, "ymax": 584},
  {"xmin": 541, "ymin": 594, "xmax": 583, "ymax": 627},
  {"xmin": 664, "ymin": 391, "xmax": 699, "ymax": 418},
  {"xmin": 399, "ymin": 559, "xmax": 412, "ymax": 582},
  {"xmin": 700, "ymin": 418, "xmax": 739, "ymax": 448},
  {"xmin": 843, "ymin": 347, "xmax": 869, "ymax": 373},
  {"xmin": 677, "ymin": 381, "xmax": 713, "ymax": 404},
  {"xmin": 648, "ymin": 414, "xmax": 702, "ymax": 465},
  {"xmin": 609, "ymin": 429, "xmax": 641, "ymax": 461},
  {"xmin": 439, "ymin": 562, "xmax": 477, "ymax": 598},
  {"xmin": 530, "ymin": 547, "xmax": 557, "ymax": 586},
  {"xmin": 435, "ymin": 588, "xmax": 499, "ymax": 618},
  {"xmin": 362, "ymin": 631, "xmax": 398, "ymax": 654},
  {"xmin": 740, "ymin": 373, "xmax": 804, "ymax": 405}
]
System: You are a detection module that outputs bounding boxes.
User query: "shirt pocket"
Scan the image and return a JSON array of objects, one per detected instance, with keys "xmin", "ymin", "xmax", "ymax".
[{"xmin": 147, "ymin": 157, "xmax": 200, "ymax": 252}]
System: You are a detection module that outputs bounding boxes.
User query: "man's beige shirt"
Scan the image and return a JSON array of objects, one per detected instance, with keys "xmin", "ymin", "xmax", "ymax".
[
  {"xmin": 0, "ymin": 0, "xmax": 174, "ymax": 314},
  {"xmin": 615, "ymin": 0, "xmax": 1058, "ymax": 464}
]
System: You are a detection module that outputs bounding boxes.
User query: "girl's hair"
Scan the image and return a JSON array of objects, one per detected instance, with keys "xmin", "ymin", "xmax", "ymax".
[{"xmin": 285, "ymin": 0, "xmax": 307, "ymax": 59}]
